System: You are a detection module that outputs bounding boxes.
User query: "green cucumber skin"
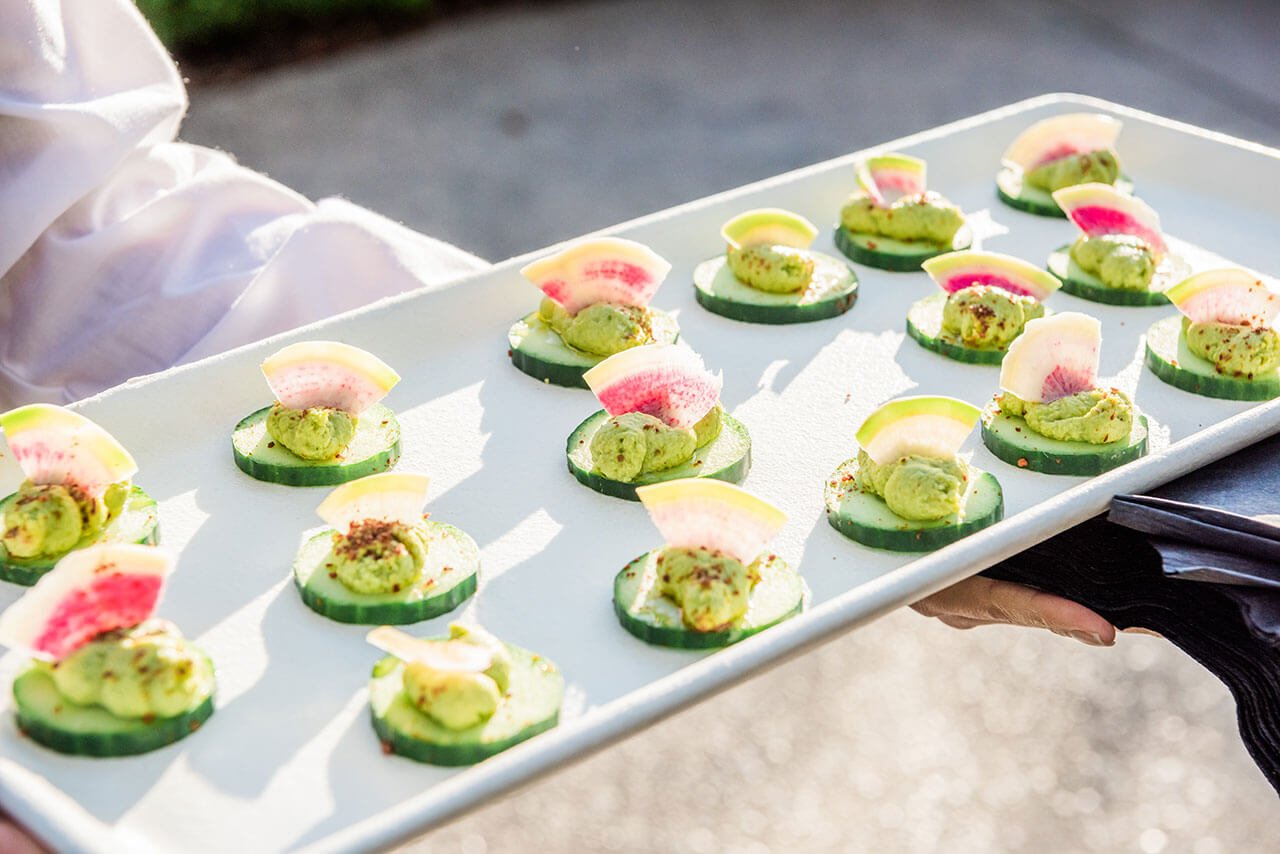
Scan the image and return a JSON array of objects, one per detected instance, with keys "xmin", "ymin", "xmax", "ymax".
[
  {"xmin": 904, "ymin": 292, "xmax": 1007, "ymax": 366},
  {"xmin": 1144, "ymin": 315, "xmax": 1280, "ymax": 401},
  {"xmin": 995, "ymin": 169, "xmax": 1134, "ymax": 219},
  {"xmin": 995, "ymin": 180, "xmax": 1066, "ymax": 218},
  {"xmin": 231, "ymin": 404, "xmax": 401, "ymax": 487},
  {"xmin": 507, "ymin": 310, "xmax": 680, "ymax": 388},
  {"xmin": 370, "ymin": 707, "xmax": 558, "ymax": 767},
  {"xmin": 691, "ymin": 254, "xmax": 858, "ymax": 325},
  {"xmin": 980, "ymin": 404, "xmax": 1150, "ymax": 476},
  {"xmin": 833, "ymin": 226, "xmax": 968, "ymax": 272},
  {"xmin": 1046, "ymin": 247, "xmax": 1169, "ymax": 307},
  {"xmin": 565, "ymin": 410, "xmax": 752, "ymax": 501},
  {"xmin": 0, "ymin": 486, "xmax": 160, "ymax": 587},
  {"xmin": 13, "ymin": 662, "xmax": 214, "ymax": 757},
  {"xmin": 611, "ymin": 551, "xmax": 804, "ymax": 650},
  {"xmin": 824, "ymin": 459, "xmax": 1004, "ymax": 552},
  {"xmin": 293, "ymin": 523, "xmax": 480, "ymax": 625}
]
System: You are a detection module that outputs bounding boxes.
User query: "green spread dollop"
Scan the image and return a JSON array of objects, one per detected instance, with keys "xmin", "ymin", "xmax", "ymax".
[
  {"xmin": 402, "ymin": 624, "xmax": 513, "ymax": 730},
  {"xmin": 726, "ymin": 245, "xmax": 814, "ymax": 293},
  {"xmin": 856, "ymin": 449, "xmax": 970, "ymax": 522},
  {"xmin": 330, "ymin": 518, "xmax": 430, "ymax": 595},
  {"xmin": 840, "ymin": 192, "xmax": 964, "ymax": 245},
  {"xmin": 1185, "ymin": 318, "xmax": 1280, "ymax": 378},
  {"xmin": 1000, "ymin": 389, "xmax": 1133, "ymax": 444},
  {"xmin": 50, "ymin": 619, "xmax": 213, "ymax": 719},
  {"xmin": 2, "ymin": 480, "xmax": 129, "ymax": 558},
  {"xmin": 1025, "ymin": 150, "xmax": 1121, "ymax": 192},
  {"xmin": 941, "ymin": 285, "xmax": 1044, "ymax": 349},
  {"xmin": 1068, "ymin": 234, "xmax": 1156, "ymax": 291},
  {"xmin": 266, "ymin": 402, "xmax": 357, "ymax": 460},
  {"xmin": 590, "ymin": 404, "xmax": 724, "ymax": 482},
  {"xmin": 539, "ymin": 297, "xmax": 657, "ymax": 357},
  {"xmin": 655, "ymin": 545, "xmax": 758, "ymax": 632}
]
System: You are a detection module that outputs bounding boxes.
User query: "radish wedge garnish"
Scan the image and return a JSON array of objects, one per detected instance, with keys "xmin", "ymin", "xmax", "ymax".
[
  {"xmin": 520, "ymin": 237, "xmax": 672, "ymax": 315},
  {"xmin": 1165, "ymin": 268, "xmax": 1280, "ymax": 328},
  {"xmin": 720, "ymin": 208, "xmax": 818, "ymax": 251},
  {"xmin": 1000, "ymin": 312, "xmax": 1102, "ymax": 403},
  {"xmin": 856, "ymin": 396, "xmax": 981, "ymax": 465},
  {"xmin": 0, "ymin": 404, "xmax": 137, "ymax": 493},
  {"xmin": 261, "ymin": 341, "xmax": 400, "ymax": 415},
  {"xmin": 636, "ymin": 479, "xmax": 786, "ymax": 566},
  {"xmin": 583, "ymin": 344, "xmax": 722, "ymax": 430},
  {"xmin": 0, "ymin": 544, "xmax": 171, "ymax": 661},
  {"xmin": 922, "ymin": 251, "xmax": 1061, "ymax": 301},
  {"xmin": 1002, "ymin": 113, "xmax": 1122, "ymax": 172},
  {"xmin": 856, "ymin": 153, "xmax": 926, "ymax": 206},
  {"xmin": 316, "ymin": 472, "xmax": 430, "ymax": 530},
  {"xmin": 366, "ymin": 626, "xmax": 492, "ymax": 673},
  {"xmin": 1052, "ymin": 183, "xmax": 1167, "ymax": 255}
]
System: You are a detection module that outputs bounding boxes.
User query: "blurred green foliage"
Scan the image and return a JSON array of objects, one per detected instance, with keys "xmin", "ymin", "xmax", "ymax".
[{"xmin": 135, "ymin": 0, "xmax": 435, "ymax": 52}]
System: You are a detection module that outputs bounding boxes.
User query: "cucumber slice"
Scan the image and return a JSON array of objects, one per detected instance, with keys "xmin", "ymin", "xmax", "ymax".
[
  {"xmin": 231, "ymin": 403, "xmax": 401, "ymax": 487},
  {"xmin": 692, "ymin": 252, "xmax": 858, "ymax": 324},
  {"xmin": 292, "ymin": 521, "xmax": 480, "ymax": 625},
  {"xmin": 980, "ymin": 400, "xmax": 1149, "ymax": 475},
  {"xmin": 369, "ymin": 642, "xmax": 562, "ymax": 766},
  {"xmin": 833, "ymin": 224, "xmax": 973, "ymax": 273},
  {"xmin": 507, "ymin": 309, "xmax": 679, "ymax": 388},
  {"xmin": 565, "ymin": 410, "xmax": 751, "ymax": 501},
  {"xmin": 0, "ymin": 486, "xmax": 160, "ymax": 587},
  {"xmin": 1046, "ymin": 245, "xmax": 1171, "ymax": 306},
  {"xmin": 13, "ymin": 657, "xmax": 214, "ymax": 757},
  {"xmin": 995, "ymin": 168, "xmax": 1134, "ymax": 218},
  {"xmin": 824, "ymin": 458, "xmax": 1003, "ymax": 552},
  {"xmin": 1145, "ymin": 314, "xmax": 1280, "ymax": 401},
  {"xmin": 905, "ymin": 292, "xmax": 1035, "ymax": 365},
  {"xmin": 612, "ymin": 549, "xmax": 804, "ymax": 649}
]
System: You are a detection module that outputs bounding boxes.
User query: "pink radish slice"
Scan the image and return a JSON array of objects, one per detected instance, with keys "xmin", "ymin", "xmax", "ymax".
[
  {"xmin": 999, "ymin": 313, "xmax": 1101, "ymax": 404},
  {"xmin": 856, "ymin": 396, "xmax": 981, "ymax": 465},
  {"xmin": 583, "ymin": 344, "xmax": 722, "ymax": 430},
  {"xmin": 1002, "ymin": 113, "xmax": 1122, "ymax": 171},
  {"xmin": 0, "ymin": 405, "xmax": 137, "ymax": 493},
  {"xmin": 856, "ymin": 153, "xmax": 926, "ymax": 206},
  {"xmin": 316, "ymin": 473, "xmax": 430, "ymax": 530},
  {"xmin": 1051, "ymin": 183, "xmax": 1167, "ymax": 255},
  {"xmin": 636, "ymin": 479, "xmax": 786, "ymax": 566},
  {"xmin": 261, "ymin": 341, "xmax": 400, "ymax": 414},
  {"xmin": 1165, "ymin": 268, "xmax": 1280, "ymax": 328},
  {"xmin": 922, "ymin": 251, "xmax": 1060, "ymax": 301},
  {"xmin": 520, "ymin": 237, "xmax": 672, "ymax": 315},
  {"xmin": 0, "ymin": 545, "xmax": 171, "ymax": 661}
]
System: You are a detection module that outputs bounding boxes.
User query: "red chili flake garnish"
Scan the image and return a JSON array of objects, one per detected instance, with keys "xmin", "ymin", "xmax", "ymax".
[
  {"xmin": 189, "ymin": 720, "xmax": 202, "ymax": 732},
  {"xmin": 867, "ymin": 240, "xmax": 878, "ymax": 249},
  {"xmin": 507, "ymin": 349, "xmax": 514, "ymax": 358},
  {"xmin": 142, "ymin": 713, "xmax": 156, "ymax": 724},
  {"xmin": 328, "ymin": 571, "xmax": 338, "ymax": 579},
  {"xmin": 392, "ymin": 583, "xmax": 401, "ymax": 593},
  {"xmin": 381, "ymin": 740, "xmax": 394, "ymax": 755},
  {"xmin": 1017, "ymin": 458, "xmax": 1029, "ymax": 468},
  {"xmin": 267, "ymin": 441, "xmax": 275, "ymax": 448}
]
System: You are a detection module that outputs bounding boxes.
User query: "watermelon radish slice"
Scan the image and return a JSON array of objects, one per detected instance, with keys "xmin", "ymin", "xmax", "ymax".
[
  {"xmin": 520, "ymin": 237, "xmax": 672, "ymax": 315},
  {"xmin": 720, "ymin": 208, "xmax": 818, "ymax": 250},
  {"xmin": 1165, "ymin": 268, "xmax": 1280, "ymax": 328},
  {"xmin": 1052, "ymin": 183, "xmax": 1167, "ymax": 255},
  {"xmin": 583, "ymin": 344, "xmax": 722, "ymax": 430},
  {"xmin": 366, "ymin": 626, "xmax": 492, "ymax": 673},
  {"xmin": 922, "ymin": 251, "xmax": 1061, "ymax": 301},
  {"xmin": 636, "ymin": 479, "xmax": 786, "ymax": 566},
  {"xmin": 856, "ymin": 153, "xmax": 927, "ymax": 206},
  {"xmin": 261, "ymin": 341, "xmax": 400, "ymax": 415},
  {"xmin": 0, "ymin": 405, "xmax": 137, "ymax": 493},
  {"xmin": 316, "ymin": 472, "xmax": 430, "ymax": 531},
  {"xmin": 1002, "ymin": 113, "xmax": 1122, "ymax": 172},
  {"xmin": 0, "ymin": 544, "xmax": 170, "ymax": 661},
  {"xmin": 856, "ymin": 396, "xmax": 981, "ymax": 465},
  {"xmin": 1000, "ymin": 313, "xmax": 1102, "ymax": 403}
]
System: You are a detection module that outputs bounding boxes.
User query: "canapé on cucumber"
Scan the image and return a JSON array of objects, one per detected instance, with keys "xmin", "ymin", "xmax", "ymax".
[
  {"xmin": 507, "ymin": 309, "xmax": 679, "ymax": 388},
  {"xmin": 1046, "ymin": 245, "xmax": 1172, "ymax": 307},
  {"xmin": 834, "ymin": 225, "xmax": 973, "ymax": 273},
  {"xmin": 1145, "ymin": 314, "xmax": 1280, "ymax": 401},
  {"xmin": 980, "ymin": 400, "xmax": 1149, "ymax": 475},
  {"xmin": 231, "ymin": 403, "xmax": 401, "ymax": 487},
  {"xmin": 692, "ymin": 252, "xmax": 858, "ymax": 324}
]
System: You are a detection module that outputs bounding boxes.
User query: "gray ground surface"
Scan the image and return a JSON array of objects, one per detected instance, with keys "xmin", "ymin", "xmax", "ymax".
[{"xmin": 182, "ymin": 1, "xmax": 1280, "ymax": 850}]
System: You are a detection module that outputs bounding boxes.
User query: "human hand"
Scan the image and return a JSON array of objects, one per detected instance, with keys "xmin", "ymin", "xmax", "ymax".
[
  {"xmin": 0, "ymin": 814, "xmax": 45, "ymax": 854},
  {"xmin": 911, "ymin": 576, "xmax": 1117, "ymax": 647}
]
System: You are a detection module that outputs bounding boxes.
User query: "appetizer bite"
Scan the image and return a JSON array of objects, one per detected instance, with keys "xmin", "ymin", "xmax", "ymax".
[
  {"xmin": 1145, "ymin": 269, "xmax": 1280, "ymax": 400},
  {"xmin": 507, "ymin": 237, "xmax": 680, "ymax": 388},
  {"xmin": 825, "ymin": 396, "xmax": 1002, "ymax": 552},
  {"xmin": 835, "ymin": 153, "xmax": 971, "ymax": 272},
  {"xmin": 0, "ymin": 544, "xmax": 215, "ymax": 756},
  {"xmin": 293, "ymin": 473, "xmax": 479, "ymax": 624},
  {"xmin": 567, "ymin": 344, "xmax": 750, "ymax": 500},
  {"xmin": 232, "ymin": 341, "xmax": 401, "ymax": 486},
  {"xmin": 1047, "ymin": 183, "xmax": 1187, "ymax": 305},
  {"xmin": 613, "ymin": 479, "xmax": 804, "ymax": 649},
  {"xmin": 692, "ymin": 208, "xmax": 858, "ymax": 324},
  {"xmin": 0, "ymin": 405, "xmax": 158, "ymax": 586},
  {"xmin": 365, "ymin": 624, "xmax": 562, "ymax": 766},
  {"xmin": 995, "ymin": 112, "xmax": 1130, "ymax": 217},
  {"xmin": 908, "ymin": 251, "xmax": 1061, "ymax": 364},
  {"xmin": 982, "ymin": 313, "xmax": 1148, "ymax": 474}
]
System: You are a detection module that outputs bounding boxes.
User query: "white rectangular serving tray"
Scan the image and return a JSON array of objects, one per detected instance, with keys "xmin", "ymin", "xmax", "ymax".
[{"xmin": 3, "ymin": 93, "xmax": 1280, "ymax": 853}]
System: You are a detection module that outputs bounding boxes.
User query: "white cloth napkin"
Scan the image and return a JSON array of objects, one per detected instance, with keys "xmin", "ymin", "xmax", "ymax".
[{"xmin": 0, "ymin": 0, "xmax": 488, "ymax": 407}]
